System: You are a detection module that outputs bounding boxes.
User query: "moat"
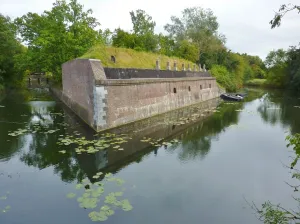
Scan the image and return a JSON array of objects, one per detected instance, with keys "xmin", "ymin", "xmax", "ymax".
[{"xmin": 0, "ymin": 88, "xmax": 299, "ymax": 224}]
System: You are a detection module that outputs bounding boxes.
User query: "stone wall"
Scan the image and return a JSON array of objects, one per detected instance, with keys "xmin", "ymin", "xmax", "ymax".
[{"xmin": 61, "ymin": 59, "xmax": 222, "ymax": 132}]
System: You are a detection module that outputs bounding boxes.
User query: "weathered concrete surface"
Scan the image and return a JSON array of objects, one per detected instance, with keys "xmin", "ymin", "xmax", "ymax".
[
  {"xmin": 61, "ymin": 58, "xmax": 222, "ymax": 131},
  {"xmin": 102, "ymin": 78, "xmax": 219, "ymax": 128},
  {"xmin": 62, "ymin": 59, "xmax": 106, "ymax": 128}
]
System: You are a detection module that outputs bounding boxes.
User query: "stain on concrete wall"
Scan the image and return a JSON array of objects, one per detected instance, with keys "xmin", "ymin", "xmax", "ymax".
[{"xmin": 93, "ymin": 86, "xmax": 108, "ymax": 128}]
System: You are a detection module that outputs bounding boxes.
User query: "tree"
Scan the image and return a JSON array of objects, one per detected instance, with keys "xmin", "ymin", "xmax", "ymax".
[
  {"xmin": 164, "ymin": 7, "xmax": 225, "ymax": 64},
  {"xmin": 129, "ymin": 9, "xmax": 158, "ymax": 52},
  {"xmin": 15, "ymin": 0, "xmax": 102, "ymax": 82},
  {"xmin": 270, "ymin": 4, "xmax": 300, "ymax": 28},
  {"xmin": 265, "ymin": 49, "xmax": 288, "ymax": 68},
  {"xmin": 174, "ymin": 40, "xmax": 199, "ymax": 62},
  {"xmin": 157, "ymin": 34, "xmax": 175, "ymax": 56},
  {"xmin": 130, "ymin": 9, "xmax": 156, "ymax": 36},
  {"xmin": 0, "ymin": 14, "xmax": 25, "ymax": 87},
  {"xmin": 112, "ymin": 28, "xmax": 135, "ymax": 49}
]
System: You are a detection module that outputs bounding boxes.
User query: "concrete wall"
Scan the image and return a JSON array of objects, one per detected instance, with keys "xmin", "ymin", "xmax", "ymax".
[{"xmin": 60, "ymin": 59, "xmax": 222, "ymax": 132}]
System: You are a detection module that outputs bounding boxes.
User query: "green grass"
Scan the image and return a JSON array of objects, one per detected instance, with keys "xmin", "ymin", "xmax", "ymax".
[
  {"xmin": 245, "ymin": 79, "xmax": 267, "ymax": 86},
  {"xmin": 81, "ymin": 45, "xmax": 198, "ymax": 69}
]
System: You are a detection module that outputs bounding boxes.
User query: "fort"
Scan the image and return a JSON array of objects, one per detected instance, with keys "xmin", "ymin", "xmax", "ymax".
[{"xmin": 53, "ymin": 58, "xmax": 223, "ymax": 132}]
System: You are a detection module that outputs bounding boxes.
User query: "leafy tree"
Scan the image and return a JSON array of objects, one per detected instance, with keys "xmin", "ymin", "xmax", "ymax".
[
  {"xmin": 130, "ymin": 9, "xmax": 156, "ymax": 36},
  {"xmin": 15, "ymin": 0, "xmax": 102, "ymax": 83},
  {"xmin": 157, "ymin": 34, "xmax": 175, "ymax": 56},
  {"xmin": 112, "ymin": 10, "xmax": 158, "ymax": 53},
  {"xmin": 99, "ymin": 28, "xmax": 113, "ymax": 46},
  {"xmin": 164, "ymin": 7, "xmax": 225, "ymax": 64},
  {"xmin": 0, "ymin": 14, "xmax": 26, "ymax": 88},
  {"xmin": 112, "ymin": 28, "xmax": 135, "ymax": 49},
  {"xmin": 174, "ymin": 40, "xmax": 199, "ymax": 62},
  {"xmin": 265, "ymin": 49, "xmax": 288, "ymax": 68}
]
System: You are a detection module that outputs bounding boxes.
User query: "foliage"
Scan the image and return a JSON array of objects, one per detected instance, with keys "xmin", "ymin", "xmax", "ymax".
[
  {"xmin": 270, "ymin": 4, "xmax": 300, "ymax": 29},
  {"xmin": 174, "ymin": 40, "xmax": 199, "ymax": 62},
  {"xmin": 0, "ymin": 14, "xmax": 26, "ymax": 88},
  {"xmin": 266, "ymin": 3, "xmax": 300, "ymax": 93},
  {"xmin": 264, "ymin": 46, "xmax": 300, "ymax": 91},
  {"xmin": 130, "ymin": 9, "xmax": 156, "ymax": 36},
  {"xmin": 210, "ymin": 65, "xmax": 237, "ymax": 91},
  {"xmin": 266, "ymin": 64, "xmax": 288, "ymax": 88},
  {"xmin": 14, "ymin": 0, "xmax": 102, "ymax": 83},
  {"xmin": 265, "ymin": 49, "xmax": 288, "ymax": 68},
  {"xmin": 164, "ymin": 7, "xmax": 225, "ymax": 66},
  {"xmin": 112, "ymin": 9, "xmax": 158, "ymax": 52}
]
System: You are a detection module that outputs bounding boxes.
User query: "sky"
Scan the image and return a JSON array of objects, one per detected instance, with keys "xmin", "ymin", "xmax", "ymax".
[{"xmin": 1, "ymin": 0, "xmax": 300, "ymax": 59}]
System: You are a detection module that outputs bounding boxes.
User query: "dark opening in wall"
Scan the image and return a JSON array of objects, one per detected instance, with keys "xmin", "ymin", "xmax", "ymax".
[
  {"xmin": 200, "ymin": 85, "xmax": 202, "ymax": 90},
  {"xmin": 209, "ymin": 84, "xmax": 211, "ymax": 88},
  {"xmin": 173, "ymin": 88, "xmax": 177, "ymax": 93},
  {"xmin": 188, "ymin": 86, "xmax": 191, "ymax": 91}
]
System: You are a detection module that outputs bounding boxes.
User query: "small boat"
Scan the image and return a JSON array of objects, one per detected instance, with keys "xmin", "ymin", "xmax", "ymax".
[{"xmin": 220, "ymin": 93, "xmax": 244, "ymax": 101}]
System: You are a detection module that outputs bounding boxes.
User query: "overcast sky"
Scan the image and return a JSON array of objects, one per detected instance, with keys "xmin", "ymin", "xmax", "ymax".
[{"xmin": 1, "ymin": 0, "xmax": 300, "ymax": 59}]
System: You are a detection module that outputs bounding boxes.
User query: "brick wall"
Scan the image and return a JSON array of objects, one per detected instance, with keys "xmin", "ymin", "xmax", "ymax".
[
  {"xmin": 103, "ymin": 78, "xmax": 219, "ymax": 128},
  {"xmin": 61, "ymin": 59, "xmax": 221, "ymax": 131}
]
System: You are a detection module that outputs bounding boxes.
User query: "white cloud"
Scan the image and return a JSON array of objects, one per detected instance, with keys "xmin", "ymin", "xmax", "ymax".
[{"xmin": 1, "ymin": 0, "xmax": 299, "ymax": 59}]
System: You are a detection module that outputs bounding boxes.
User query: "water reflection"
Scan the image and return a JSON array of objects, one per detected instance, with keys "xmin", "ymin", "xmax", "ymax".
[
  {"xmin": 257, "ymin": 90, "xmax": 300, "ymax": 133},
  {"xmin": 0, "ymin": 88, "xmax": 267, "ymax": 184},
  {"xmin": 166, "ymin": 101, "xmax": 244, "ymax": 162}
]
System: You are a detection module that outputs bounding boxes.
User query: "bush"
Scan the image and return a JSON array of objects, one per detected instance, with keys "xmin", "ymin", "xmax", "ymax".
[{"xmin": 210, "ymin": 65, "xmax": 237, "ymax": 91}]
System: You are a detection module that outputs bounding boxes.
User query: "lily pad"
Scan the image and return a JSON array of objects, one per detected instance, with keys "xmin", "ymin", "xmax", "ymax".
[
  {"xmin": 59, "ymin": 150, "xmax": 67, "ymax": 154},
  {"xmin": 66, "ymin": 193, "xmax": 76, "ymax": 199},
  {"xmin": 75, "ymin": 184, "xmax": 83, "ymax": 190},
  {"xmin": 121, "ymin": 199, "xmax": 133, "ymax": 211}
]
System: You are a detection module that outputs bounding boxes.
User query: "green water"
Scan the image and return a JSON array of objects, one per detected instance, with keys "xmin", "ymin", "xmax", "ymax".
[{"xmin": 0, "ymin": 88, "xmax": 299, "ymax": 224}]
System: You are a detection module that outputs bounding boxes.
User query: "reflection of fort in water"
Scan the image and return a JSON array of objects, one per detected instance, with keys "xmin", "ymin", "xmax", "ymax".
[{"xmin": 61, "ymin": 97, "xmax": 239, "ymax": 181}]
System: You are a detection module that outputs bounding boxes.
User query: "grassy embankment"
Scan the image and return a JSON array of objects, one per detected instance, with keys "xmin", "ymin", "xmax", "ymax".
[
  {"xmin": 245, "ymin": 79, "xmax": 283, "ymax": 89},
  {"xmin": 81, "ymin": 45, "xmax": 198, "ymax": 69},
  {"xmin": 245, "ymin": 79, "xmax": 267, "ymax": 87},
  {"xmin": 81, "ymin": 45, "xmax": 226, "ymax": 93}
]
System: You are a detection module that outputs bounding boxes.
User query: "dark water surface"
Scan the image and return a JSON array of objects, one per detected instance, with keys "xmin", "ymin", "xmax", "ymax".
[{"xmin": 0, "ymin": 88, "xmax": 300, "ymax": 224}]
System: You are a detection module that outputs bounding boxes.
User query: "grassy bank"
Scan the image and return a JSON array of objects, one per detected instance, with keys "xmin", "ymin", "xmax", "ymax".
[
  {"xmin": 244, "ymin": 79, "xmax": 284, "ymax": 89},
  {"xmin": 81, "ymin": 45, "xmax": 197, "ymax": 69},
  {"xmin": 245, "ymin": 79, "xmax": 267, "ymax": 87}
]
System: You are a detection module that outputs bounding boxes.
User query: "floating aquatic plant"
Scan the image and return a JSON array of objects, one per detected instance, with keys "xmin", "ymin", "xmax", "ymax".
[
  {"xmin": 0, "ymin": 192, "xmax": 11, "ymax": 213},
  {"xmin": 66, "ymin": 193, "xmax": 76, "ymax": 199},
  {"xmin": 140, "ymin": 137, "xmax": 179, "ymax": 148},
  {"xmin": 57, "ymin": 133, "xmax": 131, "ymax": 155},
  {"xmin": 67, "ymin": 172, "xmax": 133, "ymax": 222}
]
